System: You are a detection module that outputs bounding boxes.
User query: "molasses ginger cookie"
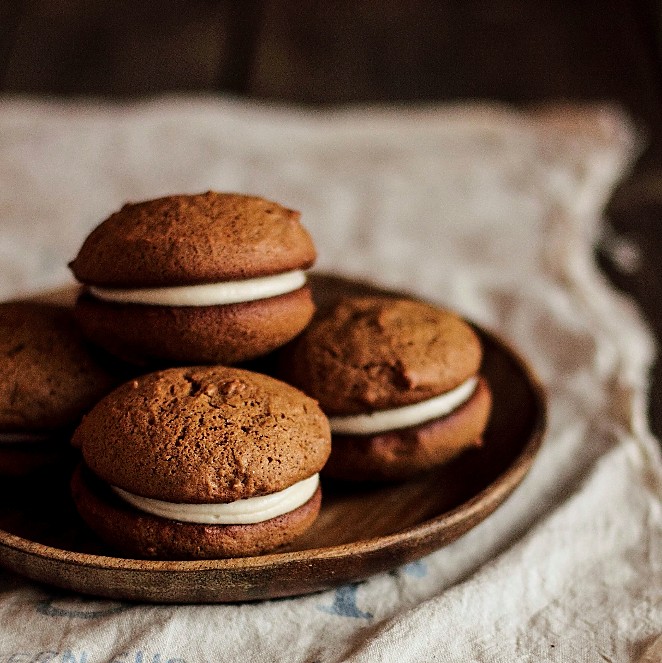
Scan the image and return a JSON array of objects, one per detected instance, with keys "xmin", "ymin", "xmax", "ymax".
[
  {"xmin": 279, "ymin": 296, "xmax": 492, "ymax": 481},
  {"xmin": 0, "ymin": 302, "xmax": 119, "ymax": 476},
  {"xmin": 69, "ymin": 192, "xmax": 317, "ymax": 365},
  {"xmin": 70, "ymin": 366, "xmax": 331, "ymax": 559}
]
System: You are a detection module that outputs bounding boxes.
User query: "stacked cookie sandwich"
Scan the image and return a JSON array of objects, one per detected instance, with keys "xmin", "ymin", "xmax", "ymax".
[
  {"xmin": 69, "ymin": 192, "xmax": 316, "ymax": 365},
  {"xmin": 64, "ymin": 191, "xmax": 331, "ymax": 559}
]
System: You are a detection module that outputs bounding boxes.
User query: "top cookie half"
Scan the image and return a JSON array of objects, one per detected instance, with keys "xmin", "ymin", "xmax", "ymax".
[
  {"xmin": 69, "ymin": 192, "xmax": 317, "ymax": 287},
  {"xmin": 281, "ymin": 296, "xmax": 483, "ymax": 415}
]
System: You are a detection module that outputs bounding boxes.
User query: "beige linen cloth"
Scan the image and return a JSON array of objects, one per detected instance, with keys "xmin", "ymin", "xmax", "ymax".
[{"xmin": 0, "ymin": 97, "xmax": 659, "ymax": 663}]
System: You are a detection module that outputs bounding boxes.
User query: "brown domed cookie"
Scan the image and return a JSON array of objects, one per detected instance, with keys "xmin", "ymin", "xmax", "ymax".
[
  {"xmin": 69, "ymin": 192, "xmax": 317, "ymax": 365},
  {"xmin": 69, "ymin": 192, "xmax": 316, "ymax": 287},
  {"xmin": 323, "ymin": 377, "xmax": 492, "ymax": 481},
  {"xmin": 71, "ymin": 465, "xmax": 322, "ymax": 559},
  {"xmin": 278, "ymin": 295, "xmax": 490, "ymax": 481},
  {"xmin": 71, "ymin": 366, "xmax": 331, "ymax": 559},
  {"xmin": 0, "ymin": 302, "xmax": 120, "ymax": 432},
  {"xmin": 281, "ymin": 296, "xmax": 483, "ymax": 414},
  {"xmin": 73, "ymin": 366, "xmax": 331, "ymax": 502},
  {"xmin": 74, "ymin": 287, "xmax": 314, "ymax": 366},
  {"xmin": 0, "ymin": 303, "xmax": 121, "ymax": 475}
]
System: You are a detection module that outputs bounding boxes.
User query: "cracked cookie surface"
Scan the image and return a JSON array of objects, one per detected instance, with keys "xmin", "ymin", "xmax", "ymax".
[
  {"xmin": 281, "ymin": 296, "xmax": 483, "ymax": 414},
  {"xmin": 72, "ymin": 366, "xmax": 331, "ymax": 503},
  {"xmin": 69, "ymin": 191, "xmax": 317, "ymax": 287},
  {"xmin": 0, "ymin": 302, "xmax": 119, "ymax": 432}
]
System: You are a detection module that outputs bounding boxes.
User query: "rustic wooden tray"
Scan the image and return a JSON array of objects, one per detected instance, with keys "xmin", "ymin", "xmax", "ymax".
[{"xmin": 0, "ymin": 274, "xmax": 546, "ymax": 603}]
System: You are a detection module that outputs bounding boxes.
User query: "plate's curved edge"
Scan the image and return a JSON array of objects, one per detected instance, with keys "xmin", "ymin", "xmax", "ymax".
[
  {"xmin": 0, "ymin": 276, "xmax": 548, "ymax": 601},
  {"xmin": 0, "ymin": 325, "xmax": 547, "ymax": 587}
]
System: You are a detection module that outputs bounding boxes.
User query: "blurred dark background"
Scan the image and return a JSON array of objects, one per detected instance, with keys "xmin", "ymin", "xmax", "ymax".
[
  {"xmin": 1, "ymin": 2, "xmax": 660, "ymax": 151},
  {"xmin": 1, "ymin": 0, "xmax": 662, "ymax": 435}
]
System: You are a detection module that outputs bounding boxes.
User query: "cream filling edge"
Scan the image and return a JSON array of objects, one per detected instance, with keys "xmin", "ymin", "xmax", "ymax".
[
  {"xmin": 111, "ymin": 473, "xmax": 320, "ymax": 525},
  {"xmin": 88, "ymin": 269, "xmax": 307, "ymax": 307},
  {"xmin": 329, "ymin": 376, "xmax": 479, "ymax": 435}
]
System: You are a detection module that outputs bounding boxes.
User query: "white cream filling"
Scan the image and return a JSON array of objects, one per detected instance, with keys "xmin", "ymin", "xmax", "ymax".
[
  {"xmin": 329, "ymin": 376, "xmax": 478, "ymax": 435},
  {"xmin": 0, "ymin": 431, "xmax": 53, "ymax": 445},
  {"xmin": 111, "ymin": 473, "xmax": 319, "ymax": 525},
  {"xmin": 88, "ymin": 269, "xmax": 307, "ymax": 307}
]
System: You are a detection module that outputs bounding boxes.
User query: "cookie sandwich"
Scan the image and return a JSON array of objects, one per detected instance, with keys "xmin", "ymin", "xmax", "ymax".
[
  {"xmin": 69, "ymin": 192, "xmax": 317, "ymax": 365},
  {"xmin": 0, "ymin": 302, "xmax": 119, "ymax": 476},
  {"xmin": 71, "ymin": 366, "xmax": 331, "ymax": 559},
  {"xmin": 280, "ymin": 296, "xmax": 492, "ymax": 481}
]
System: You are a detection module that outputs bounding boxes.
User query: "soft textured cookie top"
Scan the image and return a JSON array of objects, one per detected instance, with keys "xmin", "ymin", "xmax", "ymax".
[
  {"xmin": 281, "ymin": 296, "xmax": 483, "ymax": 415},
  {"xmin": 72, "ymin": 366, "xmax": 331, "ymax": 503},
  {"xmin": 0, "ymin": 302, "xmax": 118, "ymax": 431},
  {"xmin": 69, "ymin": 192, "xmax": 317, "ymax": 287}
]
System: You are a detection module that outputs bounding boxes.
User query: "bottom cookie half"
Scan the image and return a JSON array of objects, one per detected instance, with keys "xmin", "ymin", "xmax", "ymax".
[
  {"xmin": 323, "ymin": 377, "xmax": 492, "ymax": 481},
  {"xmin": 71, "ymin": 464, "xmax": 323, "ymax": 560},
  {"xmin": 74, "ymin": 286, "xmax": 315, "ymax": 366}
]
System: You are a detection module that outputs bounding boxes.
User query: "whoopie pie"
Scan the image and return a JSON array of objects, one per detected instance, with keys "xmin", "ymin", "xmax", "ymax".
[
  {"xmin": 71, "ymin": 366, "xmax": 331, "ymax": 559},
  {"xmin": 279, "ymin": 296, "xmax": 492, "ymax": 481},
  {"xmin": 69, "ymin": 191, "xmax": 317, "ymax": 366}
]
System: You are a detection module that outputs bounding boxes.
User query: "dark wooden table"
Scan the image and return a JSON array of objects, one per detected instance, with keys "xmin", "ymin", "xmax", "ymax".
[{"xmin": 2, "ymin": 0, "xmax": 661, "ymax": 436}]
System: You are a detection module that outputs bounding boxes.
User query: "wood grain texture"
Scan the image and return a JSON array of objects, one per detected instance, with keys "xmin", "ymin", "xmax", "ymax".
[{"xmin": 0, "ymin": 274, "xmax": 547, "ymax": 603}]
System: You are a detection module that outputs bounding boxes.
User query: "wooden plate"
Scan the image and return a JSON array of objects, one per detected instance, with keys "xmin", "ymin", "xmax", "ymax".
[{"xmin": 0, "ymin": 274, "xmax": 546, "ymax": 603}]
